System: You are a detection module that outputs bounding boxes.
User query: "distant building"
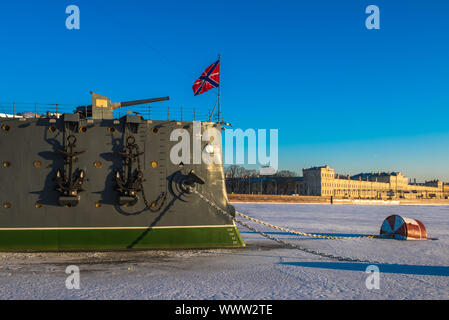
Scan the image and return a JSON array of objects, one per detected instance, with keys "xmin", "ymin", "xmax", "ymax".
[
  {"xmin": 226, "ymin": 165, "xmax": 446, "ymax": 199},
  {"xmin": 443, "ymin": 183, "xmax": 449, "ymax": 199},
  {"xmin": 302, "ymin": 165, "xmax": 444, "ymax": 199}
]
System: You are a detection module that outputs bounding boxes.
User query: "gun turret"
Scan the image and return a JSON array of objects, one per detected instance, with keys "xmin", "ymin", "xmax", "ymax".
[{"xmin": 76, "ymin": 92, "xmax": 170, "ymax": 120}]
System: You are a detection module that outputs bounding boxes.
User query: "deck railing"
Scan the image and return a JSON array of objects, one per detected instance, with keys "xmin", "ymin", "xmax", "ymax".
[{"xmin": 0, "ymin": 103, "xmax": 217, "ymax": 122}]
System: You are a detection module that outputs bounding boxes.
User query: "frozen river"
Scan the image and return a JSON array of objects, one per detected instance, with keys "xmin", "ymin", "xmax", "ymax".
[{"xmin": 1, "ymin": 203, "xmax": 448, "ymax": 300}]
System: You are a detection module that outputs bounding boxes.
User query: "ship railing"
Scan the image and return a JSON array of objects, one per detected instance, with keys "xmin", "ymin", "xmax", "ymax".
[
  {"xmin": 113, "ymin": 105, "xmax": 214, "ymax": 122},
  {"xmin": 0, "ymin": 102, "xmax": 76, "ymax": 119},
  {"xmin": 0, "ymin": 103, "xmax": 216, "ymax": 122}
]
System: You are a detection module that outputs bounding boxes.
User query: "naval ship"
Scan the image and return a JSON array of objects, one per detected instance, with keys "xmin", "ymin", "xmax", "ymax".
[{"xmin": 0, "ymin": 93, "xmax": 244, "ymax": 251}]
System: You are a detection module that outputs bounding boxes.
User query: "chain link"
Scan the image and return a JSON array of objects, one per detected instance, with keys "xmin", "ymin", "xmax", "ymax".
[
  {"xmin": 194, "ymin": 190, "xmax": 383, "ymax": 264},
  {"xmin": 119, "ymin": 137, "xmax": 167, "ymax": 213},
  {"xmin": 134, "ymin": 142, "xmax": 166, "ymax": 211},
  {"xmin": 235, "ymin": 211, "xmax": 378, "ymax": 240}
]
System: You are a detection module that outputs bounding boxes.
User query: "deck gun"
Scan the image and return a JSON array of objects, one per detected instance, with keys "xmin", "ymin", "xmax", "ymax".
[{"xmin": 76, "ymin": 92, "xmax": 170, "ymax": 120}]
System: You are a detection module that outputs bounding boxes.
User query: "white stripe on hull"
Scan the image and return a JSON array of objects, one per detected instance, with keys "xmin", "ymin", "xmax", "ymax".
[{"xmin": 0, "ymin": 224, "xmax": 236, "ymax": 231}]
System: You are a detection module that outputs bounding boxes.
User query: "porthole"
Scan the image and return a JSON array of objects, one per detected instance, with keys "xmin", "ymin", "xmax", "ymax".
[
  {"xmin": 93, "ymin": 161, "xmax": 103, "ymax": 169},
  {"xmin": 203, "ymin": 144, "xmax": 215, "ymax": 155},
  {"xmin": 151, "ymin": 161, "xmax": 158, "ymax": 168},
  {"xmin": 33, "ymin": 161, "xmax": 42, "ymax": 168},
  {"xmin": 152, "ymin": 127, "xmax": 159, "ymax": 135},
  {"xmin": 35, "ymin": 202, "xmax": 43, "ymax": 209},
  {"xmin": 108, "ymin": 127, "xmax": 116, "ymax": 133},
  {"xmin": 79, "ymin": 126, "xmax": 88, "ymax": 133},
  {"xmin": 2, "ymin": 161, "xmax": 11, "ymax": 168},
  {"xmin": 3, "ymin": 202, "xmax": 11, "ymax": 209},
  {"xmin": 1, "ymin": 124, "xmax": 10, "ymax": 132},
  {"xmin": 95, "ymin": 202, "xmax": 102, "ymax": 208}
]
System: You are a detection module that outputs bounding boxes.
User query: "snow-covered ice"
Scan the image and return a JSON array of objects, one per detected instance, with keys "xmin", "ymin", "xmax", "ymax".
[{"xmin": 0, "ymin": 203, "xmax": 448, "ymax": 300}]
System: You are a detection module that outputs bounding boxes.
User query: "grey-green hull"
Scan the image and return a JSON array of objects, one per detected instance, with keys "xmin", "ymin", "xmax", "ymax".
[
  {"xmin": 0, "ymin": 113, "xmax": 244, "ymax": 250},
  {"xmin": 0, "ymin": 225, "xmax": 245, "ymax": 251}
]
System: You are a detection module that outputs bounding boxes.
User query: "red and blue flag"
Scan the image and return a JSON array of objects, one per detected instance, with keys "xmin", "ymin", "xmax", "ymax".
[{"xmin": 192, "ymin": 60, "xmax": 220, "ymax": 96}]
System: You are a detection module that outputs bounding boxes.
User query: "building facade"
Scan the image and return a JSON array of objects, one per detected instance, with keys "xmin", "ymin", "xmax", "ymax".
[
  {"xmin": 302, "ymin": 165, "xmax": 445, "ymax": 199},
  {"xmin": 444, "ymin": 183, "xmax": 449, "ymax": 199},
  {"xmin": 225, "ymin": 165, "xmax": 446, "ymax": 199}
]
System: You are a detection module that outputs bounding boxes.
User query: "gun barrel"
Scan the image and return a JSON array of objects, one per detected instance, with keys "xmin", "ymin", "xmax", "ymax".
[{"xmin": 115, "ymin": 97, "xmax": 170, "ymax": 109}]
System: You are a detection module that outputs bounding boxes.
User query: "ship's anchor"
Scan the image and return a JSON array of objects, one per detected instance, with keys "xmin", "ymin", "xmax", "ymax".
[
  {"xmin": 56, "ymin": 135, "xmax": 86, "ymax": 207},
  {"xmin": 115, "ymin": 136, "xmax": 145, "ymax": 207},
  {"xmin": 115, "ymin": 136, "xmax": 167, "ymax": 211}
]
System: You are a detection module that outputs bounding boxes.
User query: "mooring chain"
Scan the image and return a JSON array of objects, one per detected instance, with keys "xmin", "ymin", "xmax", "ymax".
[
  {"xmin": 235, "ymin": 212, "xmax": 378, "ymax": 240},
  {"xmin": 194, "ymin": 191, "xmax": 383, "ymax": 264}
]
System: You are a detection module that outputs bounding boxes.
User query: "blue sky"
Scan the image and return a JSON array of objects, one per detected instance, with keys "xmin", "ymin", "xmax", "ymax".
[{"xmin": 0, "ymin": 0, "xmax": 448, "ymax": 180}]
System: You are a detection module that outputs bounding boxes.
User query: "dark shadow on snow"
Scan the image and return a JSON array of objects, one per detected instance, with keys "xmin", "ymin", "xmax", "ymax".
[{"xmin": 280, "ymin": 261, "xmax": 449, "ymax": 277}]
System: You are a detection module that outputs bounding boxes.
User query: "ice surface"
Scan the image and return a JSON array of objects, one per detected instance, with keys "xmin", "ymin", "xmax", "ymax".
[{"xmin": 0, "ymin": 204, "xmax": 448, "ymax": 300}]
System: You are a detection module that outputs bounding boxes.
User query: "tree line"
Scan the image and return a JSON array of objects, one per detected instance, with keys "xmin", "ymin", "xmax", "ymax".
[{"xmin": 225, "ymin": 165, "xmax": 298, "ymax": 178}]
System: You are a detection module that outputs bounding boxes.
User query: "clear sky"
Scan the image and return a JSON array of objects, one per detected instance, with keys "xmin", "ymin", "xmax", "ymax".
[{"xmin": 0, "ymin": 0, "xmax": 448, "ymax": 181}]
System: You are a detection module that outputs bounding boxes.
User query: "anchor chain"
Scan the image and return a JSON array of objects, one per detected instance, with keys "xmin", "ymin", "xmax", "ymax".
[
  {"xmin": 194, "ymin": 190, "xmax": 383, "ymax": 264},
  {"xmin": 133, "ymin": 141, "xmax": 167, "ymax": 212},
  {"xmin": 235, "ymin": 211, "xmax": 379, "ymax": 240}
]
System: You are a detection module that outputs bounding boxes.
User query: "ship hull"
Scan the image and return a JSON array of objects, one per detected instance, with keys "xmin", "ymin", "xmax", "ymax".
[
  {"xmin": 0, "ymin": 225, "xmax": 244, "ymax": 251},
  {"xmin": 0, "ymin": 116, "xmax": 245, "ymax": 251}
]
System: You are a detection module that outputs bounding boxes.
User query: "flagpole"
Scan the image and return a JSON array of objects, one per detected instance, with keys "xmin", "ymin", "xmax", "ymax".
[{"xmin": 218, "ymin": 54, "xmax": 221, "ymax": 124}]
